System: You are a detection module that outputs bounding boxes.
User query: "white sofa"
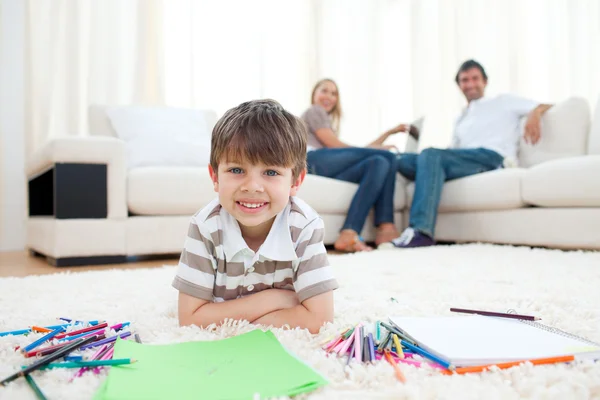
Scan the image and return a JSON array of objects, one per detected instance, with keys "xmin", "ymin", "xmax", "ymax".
[{"xmin": 26, "ymin": 98, "xmax": 600, "ymax": 266}]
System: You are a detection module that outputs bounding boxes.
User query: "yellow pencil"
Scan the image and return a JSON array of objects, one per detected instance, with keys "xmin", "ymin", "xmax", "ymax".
[{"xmin": 392, "ymin": 334, "xmax": 405, "ymax": 359}]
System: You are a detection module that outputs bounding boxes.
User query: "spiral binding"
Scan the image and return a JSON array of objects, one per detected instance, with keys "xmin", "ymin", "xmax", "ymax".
[{"xmin": 506, "ymin": 309, "xmax": 600, "ymax": 347}]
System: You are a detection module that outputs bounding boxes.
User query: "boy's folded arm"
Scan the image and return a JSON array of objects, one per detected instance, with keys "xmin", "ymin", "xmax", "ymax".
[
  {"xmin": 178, "ymin": 289, "xmax": 299, "ymax": 328},
  {"xmin": 252, "ymin": 291, "xmax": 334, "ymax": 334}
]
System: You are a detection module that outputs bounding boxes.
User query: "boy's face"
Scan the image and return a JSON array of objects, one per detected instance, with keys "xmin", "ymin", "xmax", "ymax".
[{"xmin": 209, "ymin": 160, "xmax": 306, "ymax": 238}]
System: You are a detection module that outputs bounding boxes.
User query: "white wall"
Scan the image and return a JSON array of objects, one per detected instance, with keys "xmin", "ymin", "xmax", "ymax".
[{"xmin": 0, "ymin": 0, "xmax": 26, "ymax": 251}]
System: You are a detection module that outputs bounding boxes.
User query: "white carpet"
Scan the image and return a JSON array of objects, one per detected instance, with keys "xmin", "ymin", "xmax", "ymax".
[{"xmin": 1, "ymin": 244, "xmax": 600, "ymax": 400}]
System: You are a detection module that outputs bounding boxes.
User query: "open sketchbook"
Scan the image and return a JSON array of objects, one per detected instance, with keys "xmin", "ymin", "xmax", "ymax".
[{"xmin": 389, "ymin": 315, "xmax": 600, "ymax": 367}]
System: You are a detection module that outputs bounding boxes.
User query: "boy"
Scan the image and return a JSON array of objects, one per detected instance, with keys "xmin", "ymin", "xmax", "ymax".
[{"xmin": 173, "ymin": 99, "xmax": 338, "ymax": 334}]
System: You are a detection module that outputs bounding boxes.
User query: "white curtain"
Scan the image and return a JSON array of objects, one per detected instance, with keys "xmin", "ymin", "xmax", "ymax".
[
  {"xmin": 25, "ymin": 0, "xmax": 600, "ymax": 152},
  {"xmin": 161, "ymin": 0, "xmax": 600, "ymax": 149},
  {"xmin": 26, "ymin": 0, "xmax": 164, "ymax": 154}
]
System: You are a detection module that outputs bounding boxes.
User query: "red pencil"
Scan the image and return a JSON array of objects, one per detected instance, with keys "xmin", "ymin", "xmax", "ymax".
[{"xmin": 54, "ymin": 323, "xmax": 108, "ymax": 339}]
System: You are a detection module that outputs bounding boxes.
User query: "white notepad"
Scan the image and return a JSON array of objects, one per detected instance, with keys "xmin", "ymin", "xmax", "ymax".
[{"xmin": 389, "ymin": 315, "xmax": 600, "ymax": 367}]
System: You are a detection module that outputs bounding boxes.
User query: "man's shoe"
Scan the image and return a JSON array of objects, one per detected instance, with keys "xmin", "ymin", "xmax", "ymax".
[{"xmin": 382, "ymin": 227, "xmax": 435, "ymax": 249}]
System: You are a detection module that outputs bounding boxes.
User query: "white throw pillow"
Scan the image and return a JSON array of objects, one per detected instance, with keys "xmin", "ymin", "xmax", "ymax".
[
  {"xmin": 518, "ymin": 97, "xmax": 590, "ymax": 167},
  {"xmin": 105, "ymin": 106, "xmax": 212, "ymax": 169}
]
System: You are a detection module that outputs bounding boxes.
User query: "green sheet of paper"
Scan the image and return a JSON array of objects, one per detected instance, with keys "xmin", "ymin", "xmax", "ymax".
[{"xmin": 93, "ymin": 330, "xmax": 327, "ymax": 400}]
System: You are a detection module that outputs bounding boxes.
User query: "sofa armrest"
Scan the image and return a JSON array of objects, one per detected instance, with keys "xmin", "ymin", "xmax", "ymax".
[{"xmin": 27, "ymin": 136, "xmax": 127, "ymax": 219}]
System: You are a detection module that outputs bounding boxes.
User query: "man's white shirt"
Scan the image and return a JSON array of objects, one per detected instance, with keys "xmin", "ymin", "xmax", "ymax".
[{"xmin": 452, "ymin": 94, "xmax": 538, "ymax": 161}]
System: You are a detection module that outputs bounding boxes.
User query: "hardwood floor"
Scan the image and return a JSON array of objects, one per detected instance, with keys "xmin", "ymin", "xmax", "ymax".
[
  {"xmin": 0, "ymin": 248, "xmax": 343, "ymax": 278},
  {"xmin": 0, "ymin": 251, "xmax": 179, "ymax": 278}
]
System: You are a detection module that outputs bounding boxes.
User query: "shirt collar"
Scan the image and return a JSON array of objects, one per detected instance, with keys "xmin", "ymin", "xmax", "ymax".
[{"xmin": 220, "ymin": 201, "xmax": 298, "ymax": 262}]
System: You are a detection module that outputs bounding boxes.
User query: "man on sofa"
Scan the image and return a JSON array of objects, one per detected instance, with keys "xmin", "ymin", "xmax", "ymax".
[{"xmin": 385, "ymin": 59, "xmax": 553, "ymax": 249}]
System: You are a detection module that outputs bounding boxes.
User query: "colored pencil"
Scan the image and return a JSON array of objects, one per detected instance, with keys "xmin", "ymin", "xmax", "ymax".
[
  {"xmin": 392, "ymin": 334, "xmax": 405, "ymax": 359},
  {"xmin": 346, "ymin": 338, "xmax": 356, "ymax": 366},
  {"xmin": 27, "ymin": 333, "xmax": 106, "ymax": 358},
  {"xmin": 31, "ymin": 326, "xmax": 52, "ymax": 333},
  {"xmin": 64, "ymin": 355, "xmax": 83, "ymax": 362},
  {"xmin": 339, "ymin": 333, "xmax": 354, "ymax": 355},
  {"xmin": 380, "ymin": 321, "xmax": 416, "ymax": 345},
  {"xmin": 375, "ymin": 321, "xmax": 381, "ymax": 344},
  {"xmin": 54, "ymin": 323, "xmax": 108, "ymax": 339},
  {"xmin": 21, "ymin": 327, "xmax": 64, "ymax": 354},
  {"xmin": 79, "ymin": 331, "xmax": 131, "ymax": 350},
  {"xmin": 1, "ymin": 335, "xmax": 99, "ymax": 386},
  {"xmin": 0, "ymin": 321, "xmax": 101, "ymax": 337},
  {"xmin": 39, "ymin": 358, "xmax": 136, "ymax": 369},
  {"xmin": 24, "ymin": 374, "xmax": 48, "ymax": 400},
  {"xmin": 442, "ymin": 355, "xmax": 574, "ymax": 375},
  {"xmin": 449, "ymin": 308, "xmax": 540, "ymax": 321},
  {"xmin": 353, "ymin": 326, "xmax": 362, "ymax": 361},
  {"xmin": 400, "ymin": 339, "xmax": 454, "ymax": 370},
  {"xmin": 59, "ymin": 328, "xmax": 105, "ymax": 342},
  {"xmin": 134, "ymin": 333, "xmax": 142, "ymax": 343},
  {"xmin": 332, "ymin": 339, "xmax": 346, "ymax": 354},
  {"xmin": 384, "ymin": 349, "xmax": 407, "ymax": 383},
  {"xmin": 72, "ymin": 343, "xmax": 112, "ymax": 380},
  {"xmin": 367, "ymin": 333, "xmax": 375, "ymax": 363}
]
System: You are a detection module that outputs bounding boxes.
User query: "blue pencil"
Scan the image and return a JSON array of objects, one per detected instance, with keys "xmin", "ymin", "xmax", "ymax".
[
  {"xmin": 21, "ymin": 327, "xmax": 64, "ymax": 353},
  {"xmin": 64, "ymin": 355, "xmax": 83, "ymax": 362},
  {"xmin": 400, "ymin": 340, "xmax": 454, "ymax": 370}
]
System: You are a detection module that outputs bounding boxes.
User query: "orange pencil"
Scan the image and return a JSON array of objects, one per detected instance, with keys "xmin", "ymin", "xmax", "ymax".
[
  {"xmin": 31, "ymin": 326, "xmax": 53, "ymax": 333},
  {"xmin": 442, "ymin": 355, "xmax": 575, "ymax": 375},
  {"xmin": 384, "ymin": 349, "xmax": 407, "ymax": 383}
]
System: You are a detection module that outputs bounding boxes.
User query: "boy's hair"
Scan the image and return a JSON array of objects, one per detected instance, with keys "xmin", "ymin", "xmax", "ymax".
[
  {"xmin": 210, "ymin": 99, "xmax": 307, "ymax": 179},
  {"xmin": 455, "ymin": 59, "xmax": 488, "ymax": 84}
]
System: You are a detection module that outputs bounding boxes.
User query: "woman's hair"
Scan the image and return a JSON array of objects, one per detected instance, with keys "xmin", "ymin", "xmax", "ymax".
[{"xmin": 311, "ymin": 78, "xmax": 342, "ymax": 134}]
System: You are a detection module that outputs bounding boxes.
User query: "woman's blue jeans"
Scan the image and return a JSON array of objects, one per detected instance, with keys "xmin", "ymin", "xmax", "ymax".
[{"xmin": 306, "ymin": 147, "xmax": 396, "ymax": 234}]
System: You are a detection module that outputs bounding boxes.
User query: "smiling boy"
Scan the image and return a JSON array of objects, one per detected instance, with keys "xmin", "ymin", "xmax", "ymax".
[{"xmin": 173, "ymin": 99, "xmax": 338, "ymax": 334}]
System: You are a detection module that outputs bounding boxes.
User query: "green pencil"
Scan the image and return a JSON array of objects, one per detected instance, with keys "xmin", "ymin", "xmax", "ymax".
[
  {"xmin": 37, "ymin": 358, "xmax": 136, "ymax": 370},
  {"xmin": 25, "ymin": 374, "xmax": 48, "ymax": 400}
]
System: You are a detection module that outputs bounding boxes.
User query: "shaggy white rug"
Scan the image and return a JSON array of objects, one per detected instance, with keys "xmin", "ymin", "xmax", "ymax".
[{"xmin": 1, "ymin": 244, "xmax": 600, "ymax": 400}]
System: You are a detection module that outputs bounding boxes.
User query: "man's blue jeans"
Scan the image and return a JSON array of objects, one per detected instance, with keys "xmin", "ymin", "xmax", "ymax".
[
  {"xmin": 396, "ymin": 147, "xmax": 504, "ymax": 237},
  {"xmin": 307, "ymin": 148, "xmax": 396, "ymax": 233}
]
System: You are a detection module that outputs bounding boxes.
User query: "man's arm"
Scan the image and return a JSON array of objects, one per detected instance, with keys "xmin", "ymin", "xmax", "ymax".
[
  {"xmin": 524, "ymin": 104, "xmax": 553, "ymax": 145},
  {"xmin": 368, "ymin": 124, "xmax": 419, "ymax": 148},
  {"xmin": 252, "ymin": 291, "xmax": 334, "ymax": 334},
  {"xmin": 178, "ymin": 289, "xmax": 300, "ymax": 328}
]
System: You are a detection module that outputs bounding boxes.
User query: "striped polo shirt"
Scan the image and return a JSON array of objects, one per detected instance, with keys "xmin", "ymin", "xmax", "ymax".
[{"xmin": 172, "ymin": 196, "xmax": 339, "ymax": 303}]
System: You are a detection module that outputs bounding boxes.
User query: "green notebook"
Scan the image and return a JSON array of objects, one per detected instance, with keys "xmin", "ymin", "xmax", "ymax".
[{"xmin": 94, "ymin": 330, "xmax": 327, "ymax": 400}]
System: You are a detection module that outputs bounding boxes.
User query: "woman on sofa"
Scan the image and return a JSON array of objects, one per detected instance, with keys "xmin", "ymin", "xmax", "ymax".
[{"xmin": 301, "ymin": 78, "xmax": 410, "ymax": 252}]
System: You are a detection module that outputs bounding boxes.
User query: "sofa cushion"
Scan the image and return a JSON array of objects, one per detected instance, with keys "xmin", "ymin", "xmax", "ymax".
[
  {"xmin": 128, "ymin": 167, "xmax": 216, "ymax": 215},
  {"xmin": 406, "ymin": 168, "xmax": 526, "ymax": 212},
  {"xmin": 588, "ymin": 95, "xmax": 600, "ymax": 155},
  {"xmin": 128, "ymin": 168, "xmax": 407, "ymax": 216},
  {"xmin": 521, "ymin": 155, "xmax": 600, "ymax": 207},
  {"xmin": 518, "ymin": 97, "xmax": 590, "ymax": 167},
  {"xmin": 299, "ymin": 174, "xmax": 406, "ymax": 214}
]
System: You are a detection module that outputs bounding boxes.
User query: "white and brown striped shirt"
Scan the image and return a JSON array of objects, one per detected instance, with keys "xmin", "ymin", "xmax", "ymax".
[{"xmin": 172, "ymin": 197, "xmax": 338, "ymax": 303}]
